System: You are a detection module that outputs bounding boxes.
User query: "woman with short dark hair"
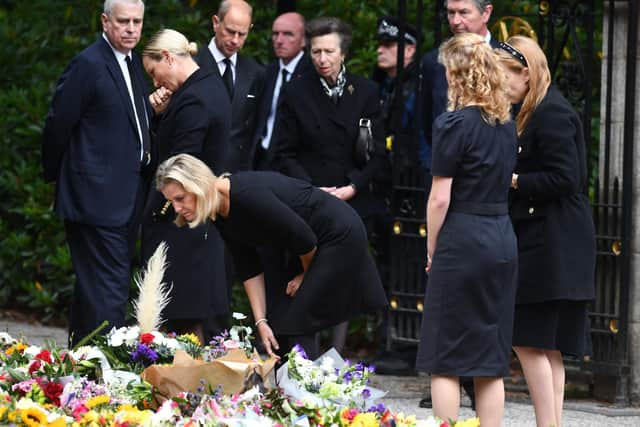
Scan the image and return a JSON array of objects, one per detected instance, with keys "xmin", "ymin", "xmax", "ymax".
[{"xmin": 271, "ymin": 16, "xmax": 386, "ymax": 353}]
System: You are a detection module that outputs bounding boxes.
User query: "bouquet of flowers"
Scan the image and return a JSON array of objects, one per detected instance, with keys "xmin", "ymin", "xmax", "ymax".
[
  {"xmin": 0, "ymin": 333, "xmax": 103, "ymax": 409},
  {"xmin": 276, "ymin": 345, "xmax": 386, "ymax": 407},
  {"xmin": 93, "ymin": 326, "xmax": 202, "ymax": 374},
  {"xmin": 203, "ymin": 312, "xmax": 254, "ymax": 361}
]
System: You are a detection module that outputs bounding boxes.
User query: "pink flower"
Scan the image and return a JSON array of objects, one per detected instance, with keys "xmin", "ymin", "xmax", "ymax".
[
  {"xmin": 12, "ymin": 379, "xmax": 36, "ymax": 394},
  {"xmin": 223, "ymin": 340, "xmax": 240, "ymax": 350},
  {"xmin": 73, "ymin": 403, "xmax": 89, "ymax": 420}
]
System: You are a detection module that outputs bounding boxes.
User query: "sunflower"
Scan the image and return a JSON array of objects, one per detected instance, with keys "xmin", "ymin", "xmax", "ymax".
[
  {"xmin": 350, "ymin": 412, "xmax": 378, "ymax": 427},
  {"xmin": 47, "ymin": 417, "xmax": 68, "ymax": 427},
  {"xmin": 113, "ymin": 406, "xmax": 152, "ymax": 425},
  {"xmin": 20, "ymin": 407, "xmax": 48, "ymax": 427},
  {"xmin": 85, "ymin": 395, "xmax": 110, "ymax": 409}
]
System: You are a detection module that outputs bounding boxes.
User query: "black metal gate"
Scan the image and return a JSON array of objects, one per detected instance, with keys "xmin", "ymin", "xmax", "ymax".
[{"xmin": 387, "ymin": 0, "xmax": 636, "ymax": 403}]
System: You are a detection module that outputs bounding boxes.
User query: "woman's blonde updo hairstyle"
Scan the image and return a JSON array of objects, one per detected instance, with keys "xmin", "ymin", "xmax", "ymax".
[
  {"xmin": 495, "ymin": 35, "xmax": 551, "ymax": 135},
  {"xmin": 439, "ymin": 32, "xmax": 511, "ymax": 125},
  {"xmin": 155, "ymin": 154, "xmax": 221, "ymax": 228},
  {"xmin": 143, "ymin": 29, "xmax": 198, "ymax": 61}
]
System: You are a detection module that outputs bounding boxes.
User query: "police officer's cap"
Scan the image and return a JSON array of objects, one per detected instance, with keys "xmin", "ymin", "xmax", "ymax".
[{"xmin": 377, "ymin": 16, "xmax": 418, "ymax": 45}]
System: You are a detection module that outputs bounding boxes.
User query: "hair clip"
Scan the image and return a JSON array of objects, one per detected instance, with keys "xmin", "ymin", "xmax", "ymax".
[{"xmin": 497, "ymin": 41, "xmax": 528, "ymax": 67}]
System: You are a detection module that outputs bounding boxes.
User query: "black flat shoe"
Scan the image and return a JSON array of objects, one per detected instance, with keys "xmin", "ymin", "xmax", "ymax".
[{"xmin": 418, "ymin": 395, "xmax": 432, "ymax": 408}]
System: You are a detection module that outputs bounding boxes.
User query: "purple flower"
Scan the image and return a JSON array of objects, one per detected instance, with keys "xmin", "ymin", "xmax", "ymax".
[
  {"xmin": 130, "ymin": 343, "xmax": 158, "ymax": 366},
  {"xmin": 367, "ymin": 403, "xmax": 386, "ymax": 414},
  {"xmin": 292, "ymin": 344, "xmax": 308, "ymax": 360},
  {"xmin": 361, "ymin": 388, "xmax": 371, "ymax": 399},
  {"xmin": 369, "ymin": 364, "xmax": 376, "ymax": 374},
  {"xmin": 343, "ymin": 371, "xmax": 353, "ymax": 383}
]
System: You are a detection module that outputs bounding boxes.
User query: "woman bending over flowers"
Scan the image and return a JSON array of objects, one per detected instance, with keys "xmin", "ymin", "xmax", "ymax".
[{"xmin": 155, "ymin": 153, "xmax": 388, "ymax": 359}]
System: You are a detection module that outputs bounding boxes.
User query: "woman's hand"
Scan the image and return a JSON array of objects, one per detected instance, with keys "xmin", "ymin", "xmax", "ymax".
[
  {"xmin": 286, "ymin": 273, "xmax": 304, "ymax": 297},
  {"xmin": 257, "ymin": 322, "xmax": 280, "ymax": 359},
  {"xmin": 319, "ymin": 186, "xmax": 337, "ymax": 193},
  {"xmin": 426, "ymin": 246, "xmax": 434, "ymax": 273},
  {"xmin": 511, "ymin": 173, "xmax": 519, "ymax": 189},
  {"xmin": 149, "ymin": 87, "xmax": 172, "ymax": 114},
  {"xmin": 330, "ymin": 185, "xmax": 356, "ymax": 201}
]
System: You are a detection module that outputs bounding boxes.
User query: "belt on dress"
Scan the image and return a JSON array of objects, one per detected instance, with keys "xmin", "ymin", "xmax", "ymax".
[{"xmin": 448, "ymin": 200, "xmax": 507, "ymax": 216}]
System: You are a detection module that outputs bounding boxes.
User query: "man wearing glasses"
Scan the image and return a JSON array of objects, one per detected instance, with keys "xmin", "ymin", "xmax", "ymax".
[{"xmin": 196, "ymin": 0, "xmax": 265, "ymax": 172}]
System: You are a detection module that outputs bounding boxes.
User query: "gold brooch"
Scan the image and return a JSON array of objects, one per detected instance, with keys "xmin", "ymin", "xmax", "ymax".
[{"xmin": 347, "ymin": 84, "xmax": 354, "ymax": 94}]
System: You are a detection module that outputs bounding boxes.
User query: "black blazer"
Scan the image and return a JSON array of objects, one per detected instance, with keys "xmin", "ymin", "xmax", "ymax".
[
  {"xmin": 510, "ymin": 86, "xmax": 596, "ymax": 303},
  {"xmin": 141, "ymin": 68, "xmax": 231, "ymax": 318},
  {"xmin": 145, "ymin": 67, "xmax": 231, "ymax": 216},
  {"xmin": 195, "ymin": 46, "xmax": 265, "ymax": 172},
  {"xmin": 42, "ymin": 37, "xmax": 151, "ymax": 227},
  {"xmin": 271, "ymin": 71, "xmax": 385, "ymax": 219},
  {"xmin": 252, "ymin": 53, "xmax": 313, "ymax": 168}
]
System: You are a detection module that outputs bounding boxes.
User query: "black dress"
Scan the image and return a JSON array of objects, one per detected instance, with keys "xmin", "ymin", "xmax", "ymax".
[
  {"xmin": 415, "ymin": 107, "xmax": 518, "ymax": 377},
  {"xmin": 214, "ymin": 171, "xmax": 388, "ymax": 335},
  {"xmin": 141, "ymin": 68, "xmax": 230, "ymax": 323}
]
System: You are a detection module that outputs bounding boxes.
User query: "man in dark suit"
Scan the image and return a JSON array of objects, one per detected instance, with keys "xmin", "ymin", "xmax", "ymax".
[
  {"xmin": 195, "ymin": 0, "xmax": 265, "ymax": 172},
  {"xmin": 419, "ymin": 0, "xmax": 496, "ymax": 410},
  {"xmin": 421, "ymin": 0, "xmax": 497, "ymax": 172},
  {"xmin": 42, "ymin": 0, "xmax": 151, "ymax": 347},
  {"xmin": 253, "ymin": 12, "xmax": 312, "ymax": 170}
]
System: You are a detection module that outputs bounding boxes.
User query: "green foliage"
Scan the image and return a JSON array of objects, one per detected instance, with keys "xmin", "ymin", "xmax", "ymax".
[
  {"xmin": 1, "ymin": 0, "xmax": 602, "ymax": 355},
  {"xmin": 0, "ymin": 0, "xmax": 417, "ymax": 326}
]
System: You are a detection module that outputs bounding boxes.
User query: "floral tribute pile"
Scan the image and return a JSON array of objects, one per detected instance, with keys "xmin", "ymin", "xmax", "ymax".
[
  {"xmin": 0, "ymin": 327, "xmax": 481, "ymax": 427},
  {"xmin": 0, "ymin": 245, "xmax": 480, "ymax": 426}
]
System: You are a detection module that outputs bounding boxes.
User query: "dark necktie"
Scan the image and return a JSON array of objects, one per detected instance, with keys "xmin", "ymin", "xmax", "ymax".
[
  {"xmin": 278, "ymin": 68, "xmax": 289, "ymax": 101},
  {"xmin": 222, "ymin": 58, "xmax": 234, "ymax": 99},
  {"xmin": 125, "ymin": 56, "xmax": 150, "ymax": 165}
]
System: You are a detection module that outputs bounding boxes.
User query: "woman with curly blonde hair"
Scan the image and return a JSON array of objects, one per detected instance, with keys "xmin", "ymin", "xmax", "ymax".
[
  {"xmin": 496, "ymin": 36, "xmax": 595, "ymax": 427},
  {"xmin": 415, "ymin": 32, "xmax": 518, "ymax": 427}
]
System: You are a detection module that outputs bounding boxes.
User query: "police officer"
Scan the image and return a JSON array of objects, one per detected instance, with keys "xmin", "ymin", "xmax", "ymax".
[{"xmin": 371, "ymin": 16, "xmax": 424, "ymax": 375}]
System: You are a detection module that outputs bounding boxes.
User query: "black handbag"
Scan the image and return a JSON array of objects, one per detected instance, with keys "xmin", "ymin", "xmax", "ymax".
[{"xmin": 354, "ymin": 118, "xmax": 373, "ymax": 167}]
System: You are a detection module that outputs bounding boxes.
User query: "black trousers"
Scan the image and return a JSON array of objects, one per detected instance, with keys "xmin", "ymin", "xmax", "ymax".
[
  {"xmin": 65, "ymin": 221, "xmax": 133, "ymax": 347},
  {"xmin": 65, "ymin": 179, "xmax": 145, "ymax": 347}
]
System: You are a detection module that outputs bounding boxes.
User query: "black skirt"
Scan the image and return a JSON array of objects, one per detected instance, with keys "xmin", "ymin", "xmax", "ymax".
[
  {"xmin": 415, "ymin": 213, "xmax": 518, "ymax": 377},
  {"xmin": 512, "ymin": 299, "xmax": 592, "ymax": 357}
]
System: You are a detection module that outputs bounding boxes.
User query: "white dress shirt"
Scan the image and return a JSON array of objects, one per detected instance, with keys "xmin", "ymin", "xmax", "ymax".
[
  {"xmin": 208, "ymin": 38, "xmax": 237, "ymax": 83},
  {"xmin": 103, "ymin": 33, "xmax": 145, "ymax": 161},
  {"xmin": 261, "ymin": 50, "xmax": 304, "ymax": 149}
]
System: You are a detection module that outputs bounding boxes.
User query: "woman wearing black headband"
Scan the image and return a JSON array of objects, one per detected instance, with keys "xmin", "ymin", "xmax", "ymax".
[{"xmin": 496, "ymin": 36, "xmax": 595, "ymax": 427}]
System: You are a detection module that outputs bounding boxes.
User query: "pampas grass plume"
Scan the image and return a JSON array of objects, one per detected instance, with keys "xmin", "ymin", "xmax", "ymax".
[{"xmin": 133, "ymin": 241, "xmax": 172, "ymax": 333}]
